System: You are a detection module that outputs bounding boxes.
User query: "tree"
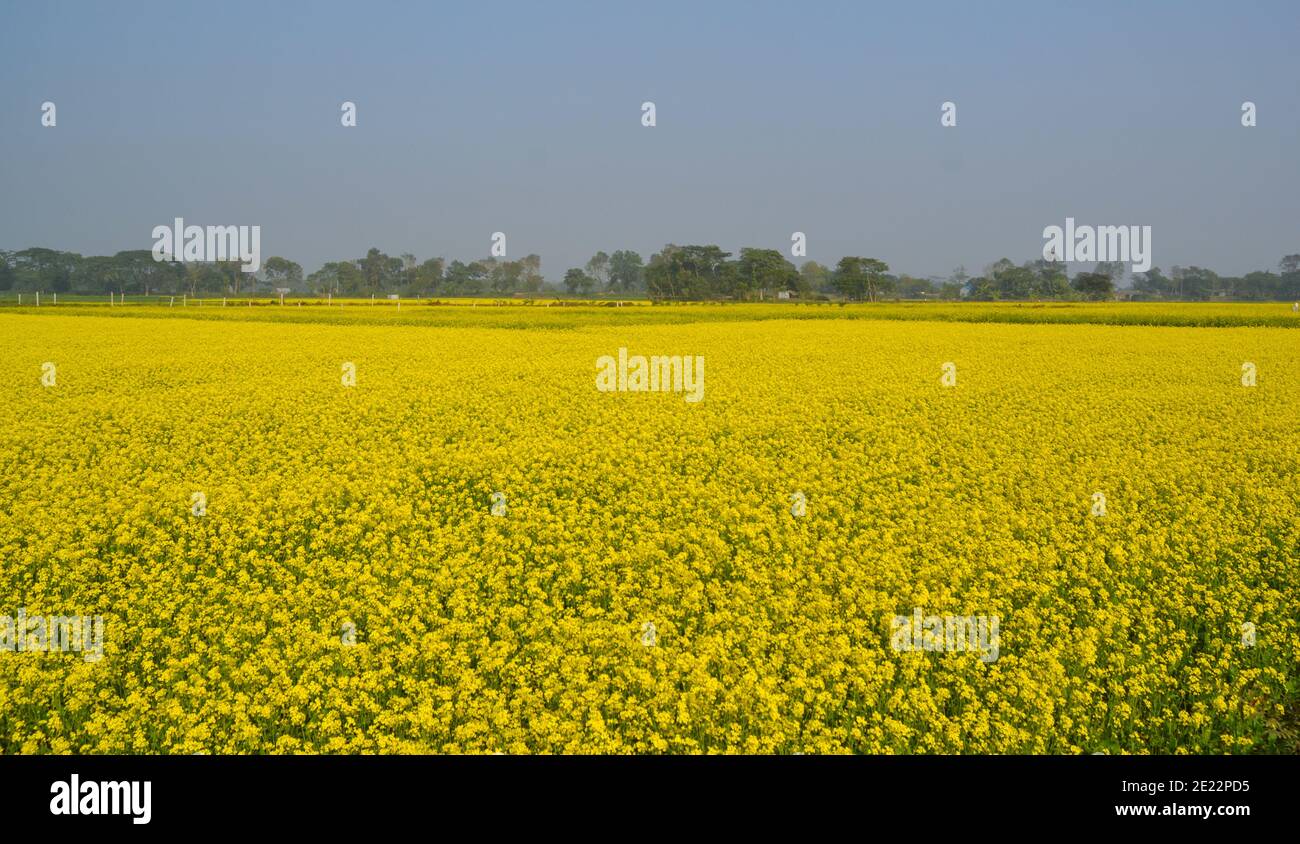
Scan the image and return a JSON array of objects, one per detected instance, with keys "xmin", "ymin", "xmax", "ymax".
[
  {"xmin": 308, "ymin": 260, "xmax": 363, "ymax": 295},
  {"xmin": 359, "ymin": 248, "xmax": 402, "ymax": 294},
  {"xmin": 1032, "ymin": 262, "xmax": 1070, "ymax": 298},
  {"xmin": 584, "ymin": 251, "xmax": 610, "ymax": 291},
  {"xmin": 101, "ymin": 250, "xmax": 181, "ymax": 295},
  {"xmin": 443, "ymin": 260, "xmax": 488, "ymax": 295},
  {"xmin": 896, "ymin": 275, "xmax": 936, "ymax": 298},
  {"xmin": 798, "ymin": 260, "xmax": 830, "ymax": 294},
  {"xmin": 181, "ymin": 262, "xmax": 230, "ymax": 295},
  {"xmin": 1170, "ymin": 266, "xmax": 1219, "ymax": 300},
  {"xmin": 0, "ymin": 252, "xmax": 15, "ymax": 291},
  {"xmin": 644, "ymin": 247, "xmax": 677, "ymax": 297},
  {"xmin": 1279, "ymin": 255, "xmax": 1300, "ymax": 299},
  {"xmin": 20, "ymin": 237, "xmax": 1300, "ymax": 304},
  {"xmin": 262, "ymin": 257, "xmax": 303, "ymax": 293},
  {"xmin": 563, "ymin": 268, "xmax": 595, "ymax": 295},
  {"xmin": 992, "ymin": 263, "xmax": 1035, "ymax": 299},
  {"xmin": 645, "ymin": 245, "xmax": 731, "ymax": 299},
  {"xmin": 985, "ymin": 258, "xmax": 1015, "ymax": 278},
  {"xmin": 489, "ymin": 259, "xmax": 524, "ymax": 294},
  {"xmin": 607, "ymin": 250, "xmax": 644, "ymax": 292},
  {"xmin": 1094, "ymin": 261, "xmax": 1126, "ymax": 287},
  {"xmin": 443, "ymin": 261, "xmax": 469, "ymax": 293},
  {"xmin": 977, "ymin": 259, "xmax": 1070, "ymax": 300},
  {"xmin": 966, "ymin": 275, "xmax": 998, "ymax": 300},
  {"xmin": 938, "ymin": 280, "xmax": 964, "ymax": 300},
  {"xmin": 1132, "ymin": 266, "xmax": 1173, "ymax": 297},
  {"xmin": 1238, "ymin": 271, "xmax": 1279, "ymax": 300},
  {"xmin": 398, "ymin": 253, "xmax": 419, "ymax": 293},
  {"xmin": 1072, "ymin": 271, "xmax": 1114, "ymax": 300},
  {"xmin": 832, "ymin": 256, "xmax": 891, "ymax": 301},
  {"xmin": 218, "ymin": 260, "xmax": 249, "ymax": 295},
  {"xmin": 10, "ymin": 248, "xmax": 82, "ymax": 292},
  {"xmin": 735, "ymin": 248, "xmax": 798, "ymax": 299},
  {"xmin": 416, "ymin": 258, "xmax": 445, "ymax": 295},
  {"xmin": 520, "ymin": 254, "xmax": 544, "ymax": 293}
]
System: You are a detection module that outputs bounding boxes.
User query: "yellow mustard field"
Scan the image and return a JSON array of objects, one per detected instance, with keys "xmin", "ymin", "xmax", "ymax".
[{"xmin": 1, "ymin": 308, "xmax": 1297, "ymax": 753}]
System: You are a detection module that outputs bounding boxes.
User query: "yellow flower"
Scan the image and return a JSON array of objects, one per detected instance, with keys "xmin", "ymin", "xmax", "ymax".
[{"xmin": 1, "ymin": 302, "xmax": 1296, "ymax": 754}]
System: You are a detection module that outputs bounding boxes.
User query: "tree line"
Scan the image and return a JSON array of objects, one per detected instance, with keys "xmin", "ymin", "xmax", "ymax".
[{"xmin": 3, "ymin": 245, "xmax": 1299, "ymax": 301}]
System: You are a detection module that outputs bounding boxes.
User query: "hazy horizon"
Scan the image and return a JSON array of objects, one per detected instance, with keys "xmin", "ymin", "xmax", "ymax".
[{"xmin": 2, "ymin": 0, "xmax": 1297, "ymax": 280}]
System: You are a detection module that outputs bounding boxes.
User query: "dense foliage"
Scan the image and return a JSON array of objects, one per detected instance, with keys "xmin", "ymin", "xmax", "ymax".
[{"xmin": 4, "ymin": 246, "xmax": 1299, "ymax": 302}]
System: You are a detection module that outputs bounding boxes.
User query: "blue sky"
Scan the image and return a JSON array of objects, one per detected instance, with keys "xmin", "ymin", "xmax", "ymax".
[{"xmin": 1, "ymin": 0, "xmax": 1297, "ymax": 280}]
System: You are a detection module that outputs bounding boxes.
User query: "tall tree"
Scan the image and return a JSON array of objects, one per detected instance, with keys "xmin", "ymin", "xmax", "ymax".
[
  {"xmin": 895, "ymin": 275, "xmax": 937, "ymax": 298},
  {"xmin": 735, "ymin": 248, "xmax": 798, "ymax": 299},
  {"xmin": 359, "ymin": 247, "xmax": 401, "ymax": 294},
  {"xmin": 646, "ymin": 244, "xmax": 731, "ymax": 298},
  {"xmin": 1132, "ymin": 266, "xmax": 1173, "ymax": 297},
  {"xmin": 0, "ymin": 251, "xmax": 12, "ymax": 291},
  {"xmin": 607, "ymin": 250, "xmax": 644, "ymax": 292},
  {"xmin": 444, "ymin": 260, "xmax": 488, "ymax": 295},
  {"xmin": 490, "ymin": 259, "xmax": 524, "ymax": 294},
  {"xmin": 521, "ymin": 254, "xmax": 544, "ymax": 292},
  {"xmin": 832, "ymin": 256, "xmax": 892, "ymax": 301},
  {"xmin": 584, "ymin": 251, "xmax": 610, "ymax": 291},
  {"xmin": 10, "ymin": 248, "xmax": 82, "ymax": 292},
  {"xmin": 307, "ymin": 260, "xmax": 363, "ymax": 295},
  {"xmin": 1170, "ymin": 266, "xmax": 1219, "ymax": 300},
  {"xmin": 1094, "ymin": 261, "xmax": 1126, "ymax": 288},
  {"xmin": 416, "ymin": 257, "xmax": 445, "ymax": 294},
  {"xmin": 1072, "ymin": 271, "xmax": 1115, "ymax": 300},
  {"xmin": 262, "ymin": 256, "xmax": 304, "ymax": 292},
  {"xmin": 1027, "ymin": 259, "xmax": 1070, "ymax": 298},
  {"xmin": 563, "ymin": 268, "xmax": 595, "ymax": 295},
  {"xmin": 798, "ymin": 260, "xmax": 829, "ymax": 294}
]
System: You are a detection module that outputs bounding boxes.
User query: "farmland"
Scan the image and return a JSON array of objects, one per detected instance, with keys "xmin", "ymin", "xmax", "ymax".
[{"xmin": 1, "ymin": 302, "xmax": 1297, "ymax": 753}]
